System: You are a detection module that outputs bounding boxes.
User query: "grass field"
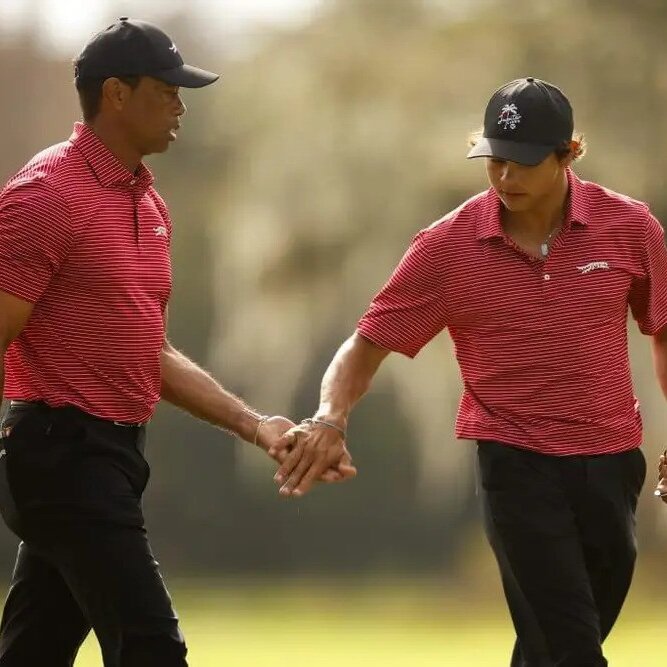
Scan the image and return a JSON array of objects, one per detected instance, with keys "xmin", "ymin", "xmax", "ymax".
[{"xmin": 71, "ymin": 576, "xmax": 659, "ymax": 666}]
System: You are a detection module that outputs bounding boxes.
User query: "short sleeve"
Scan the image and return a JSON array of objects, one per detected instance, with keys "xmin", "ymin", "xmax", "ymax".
[
  {"xmin": 0, "ymin": 179, "xmax": 73, "ymax": 303},
  {"xmin": 629, "ymin": 212, "xmax": 667, "ymax": 335},
  {"xmin": 357, "ymin": 229, "xmax": 448, "ymax": 358}
]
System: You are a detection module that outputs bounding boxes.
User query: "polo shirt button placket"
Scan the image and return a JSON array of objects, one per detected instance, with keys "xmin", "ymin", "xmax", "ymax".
[
  {"xmin": 540, "ymin": 260, "xmax": 556, "ymax": 306},
  {"xmin": 128, "ymin": 183, "xmax": 140, "ymax": 245}
]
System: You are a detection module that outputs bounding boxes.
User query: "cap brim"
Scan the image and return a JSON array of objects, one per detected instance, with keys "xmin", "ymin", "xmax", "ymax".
[
  {"xmin": 466, "ymin": 138, "xmax": 555, "ymax": 166},
  {"xmin": 152, "ymin": 64, "xmax": 220, "ymax": 88}
]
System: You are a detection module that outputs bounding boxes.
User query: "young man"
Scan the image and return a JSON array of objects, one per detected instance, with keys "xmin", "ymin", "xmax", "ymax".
[
  {"xmin": 273, "ymin": 78, "xmax": 667, "ymax": 666},
  {"xmin": 0, "ymin": 18, "xmax": 352, "ymax": 667}
]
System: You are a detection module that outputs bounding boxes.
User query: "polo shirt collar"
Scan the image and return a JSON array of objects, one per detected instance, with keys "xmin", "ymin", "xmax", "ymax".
[
  {"xmin": 565, "ymin": 168, "xmax": 589, "ymax": 227},
  {"xmin": 69, "ymin": 122, "xmax": 154, "ymax": 190},
  {"xmin": 476, "ymin": 193, "xmax": 503, "ymax": 240},
  {"xmin": 476, "ymin": 167, "xmax": 589, "ymax": 241}
]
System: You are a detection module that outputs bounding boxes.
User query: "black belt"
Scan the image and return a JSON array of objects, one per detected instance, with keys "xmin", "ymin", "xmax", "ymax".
[{"xmin": 8, "ymin": 401, "xmax": 148, "ymax": 429}]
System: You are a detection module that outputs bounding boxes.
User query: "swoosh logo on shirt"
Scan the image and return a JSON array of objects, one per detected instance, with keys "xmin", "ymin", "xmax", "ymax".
[{"xmin": 577, "ymin": 261, "xmax": 610, "ymax": 274}]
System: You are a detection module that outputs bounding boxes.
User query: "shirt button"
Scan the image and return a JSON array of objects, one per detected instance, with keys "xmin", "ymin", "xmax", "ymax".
[
  {"xmin": 543, "ymin": 274, "xmax": 551, "ymax": 281},
  {"xmin": 130, "ymin": 178, "xmax": 137, "ymax": 185}
]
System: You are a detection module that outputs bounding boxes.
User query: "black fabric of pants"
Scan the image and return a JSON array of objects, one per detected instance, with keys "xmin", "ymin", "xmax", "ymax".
[
  {"xmin": 0, "ymin": 402, "xmax": 187, "ymax": 667},
  {"xmin": 477, "ymin": 440, "xmax": 646, "ymax": 667}
]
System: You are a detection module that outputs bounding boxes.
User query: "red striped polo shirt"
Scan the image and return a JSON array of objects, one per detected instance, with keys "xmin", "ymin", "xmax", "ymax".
[
  {"xmin": 358, "ymin": 169, "xmax": 667, "ymax": 455},
  {"xmin": 0, "ymin": 122, "xmax": 172, "ymax": 423}
]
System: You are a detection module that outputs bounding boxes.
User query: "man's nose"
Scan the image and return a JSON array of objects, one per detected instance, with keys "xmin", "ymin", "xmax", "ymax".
[{"xmin": 499, "ymin": 161, "xmax": 513, "ymax": 181}]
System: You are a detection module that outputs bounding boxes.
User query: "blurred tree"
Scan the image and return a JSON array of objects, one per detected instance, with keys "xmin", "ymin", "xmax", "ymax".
[{"xmin": 2, "ymin": 0, "xmax": 667, "ymax": 573}]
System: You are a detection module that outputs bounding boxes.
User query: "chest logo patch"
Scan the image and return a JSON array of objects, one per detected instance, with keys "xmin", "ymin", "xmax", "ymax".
[
  {"xmin": 153, "ymin": 225, "xmax": 168, "ymax": 238},
  {"xmin": 577, "ymin": 261, "xmax": 610, "ymax": 274}
]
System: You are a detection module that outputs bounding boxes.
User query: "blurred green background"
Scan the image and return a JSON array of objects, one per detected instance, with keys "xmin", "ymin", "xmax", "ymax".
[{"xmin": 2, "ymin": 0, "xmax": 667, "ymax": 664}]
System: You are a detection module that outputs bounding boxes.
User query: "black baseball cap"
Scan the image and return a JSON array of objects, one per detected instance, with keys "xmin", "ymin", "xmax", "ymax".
[
  {"xmin": 74, "ymin": 17, "xmax": 219, "ymax": 88},
  {"xmin": 466, "ymin": 77, "xmax": 573, "ymax": 166}
]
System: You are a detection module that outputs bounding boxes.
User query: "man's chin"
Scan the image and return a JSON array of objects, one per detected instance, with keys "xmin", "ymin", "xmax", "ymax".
[
  {"xmin": 500, "ymin": 197, "xmax": 532, "ymax": 212},
  {"xmin": 147, "ymin": 141, "xmax": 171, "ymax": 155}
]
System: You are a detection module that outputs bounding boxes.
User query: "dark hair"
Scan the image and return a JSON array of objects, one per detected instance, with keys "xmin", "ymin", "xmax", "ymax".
[
  {"xmin": 467, "ymin": 129, "xmax": 588, "ymax": 162},
  {"xmin": 74, "ymin": 74, "xmax": 142, "ymax": 121}
]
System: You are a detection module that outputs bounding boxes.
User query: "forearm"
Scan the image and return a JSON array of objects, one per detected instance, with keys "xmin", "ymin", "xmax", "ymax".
[
  {"xmin": 160, "ymin": 342, "xmax": 262, "ymax": 443},
  {"xmin": 651, "ymin": 329, "xmax": 667, "ymax": 398},
  {"xmin": 315, "ymin": 332, "xmax": 389, "ymax": 426},
  {"xmin": 652, "ymin": 331, "xmax": 667, "ymax": 400}
]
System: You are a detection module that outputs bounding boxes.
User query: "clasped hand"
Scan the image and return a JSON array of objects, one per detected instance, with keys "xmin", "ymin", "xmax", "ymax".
[{"xmin": 255, "ymin": 416, "xmax": 356, "ymax": 497}]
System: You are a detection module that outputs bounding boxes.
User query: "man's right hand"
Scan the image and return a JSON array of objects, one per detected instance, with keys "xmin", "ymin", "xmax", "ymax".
[
  {"xmin": 656, "ymin": 451, "xmax": 667, "ymax": 503},
  {"xmin": 270, "ymin": 420, "xmax": 356, "ymax": 497}
]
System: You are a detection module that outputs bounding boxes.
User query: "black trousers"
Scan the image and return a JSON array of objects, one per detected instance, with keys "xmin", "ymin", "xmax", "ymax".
[
  {"xmin": 0, "ymin": 402, "xmax": 187, "ymax": 667},
  {"xmin": 477, "ymin": 440, "xmax": 646, "ymax": 667}
]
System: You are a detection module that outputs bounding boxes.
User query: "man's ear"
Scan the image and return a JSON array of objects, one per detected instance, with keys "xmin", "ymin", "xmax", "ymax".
[
  {"xmin": 561, "ymin": 140, "xmax": 579, "ymax": 168},
  {"xmin": 101, "ymin": 77, "xmax": 133, "ymax": 113}
]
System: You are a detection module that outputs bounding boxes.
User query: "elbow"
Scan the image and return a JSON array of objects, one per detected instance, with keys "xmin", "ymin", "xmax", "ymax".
[
  {"xmin": 159, "ymin": 344, "xmax": 177, "ymax": 398},
  {"xmin": 350, "ymin": 331, "xmax": 391, "ymax": 366}
]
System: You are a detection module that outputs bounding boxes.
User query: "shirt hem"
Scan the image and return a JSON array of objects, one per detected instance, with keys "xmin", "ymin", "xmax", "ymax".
[
  {"xmin": 3, "ymin": 394, "xmax": 155, "ymax": 425},
  {"xmin": 355, "ymin": 327, "xmax": 419, "ymax": 359},
  {"xmin": 456, "ymin": 429, "xmax": 642, "ymax": 456}
]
